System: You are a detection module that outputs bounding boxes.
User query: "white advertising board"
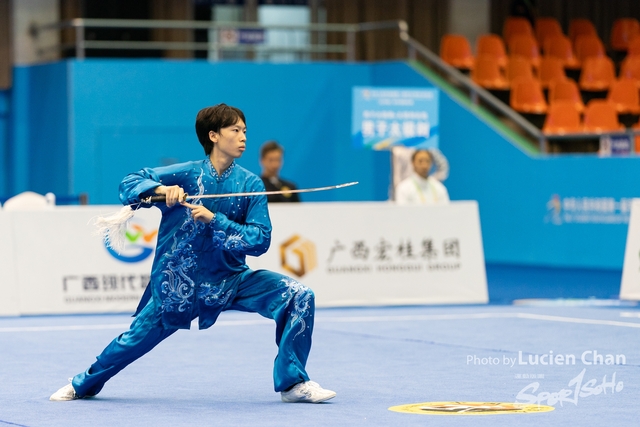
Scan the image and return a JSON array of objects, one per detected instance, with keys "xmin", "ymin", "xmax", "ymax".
[
  {"xmin": 4, "ymin": 201, "xmax": 486, "ymax": 316},
  {"xmin": 12, "ymin": 206, "xmax": 160, "ymax": 315},
  {"xmin": 620, "ymin": 199, "xmax": 640, "ymax": 300},
  {"xmin": 249, "ymin": 201, "xmax": 488, "ymax": 307},
  {"xmin": 0, "ymin": 211, "xmax": 20, "ymax": 316}
]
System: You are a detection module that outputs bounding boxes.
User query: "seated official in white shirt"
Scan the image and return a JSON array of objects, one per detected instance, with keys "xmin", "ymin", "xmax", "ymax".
[{"xmin": 395, "ymin": 149, "xmax": 450, "ymax": 205}]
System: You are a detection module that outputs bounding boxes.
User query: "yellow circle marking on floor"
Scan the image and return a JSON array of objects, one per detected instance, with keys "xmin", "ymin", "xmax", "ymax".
[{"xmin": 388, "ymin": 401, "xmax": 555, "ymax": 415}]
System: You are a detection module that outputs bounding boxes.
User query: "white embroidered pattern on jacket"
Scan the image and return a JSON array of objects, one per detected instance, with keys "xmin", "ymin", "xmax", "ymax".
[
  {"xmin": 160, "ymin": 169, "xmax": 206, "ymax": 313},
  {"xmin": 211, "ymin": 230, "xmax": 250, "ymax": 252},
  {"xmin": 193, "ymin": 168, "xmax": 205, "ymax": 207},
  {"xmin": 224, "ymin": 233, "xmax": 250, "ymax": 251},
  {"xmin": 198, "ymin": 281, "xmax": 233, "ymax": 307},
  {"xmin": 280, "ymin": 277, "xmax": 312, "ymax": 339}
]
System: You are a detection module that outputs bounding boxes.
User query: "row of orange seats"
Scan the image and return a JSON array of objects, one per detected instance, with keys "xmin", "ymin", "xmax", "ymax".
[
  {"xmin": 505, "ymin": 16, "xmax": 640, "ymax": 55},
  {"xmin": 543, "ymin": 99, "xmax": 637, "ymax": 135},
  {"xmin": 509, "ymin": 76, "xmax": 639, "ymax": 117},
  {"xmin": 442, "ymin": 32, "xmax": 622, "ymax": 74},
  {"xmin": 471, "ymin": 54, "xmax": 640, "ymax": 93},
  {"xmin": 509, "ymin": 77, "xmax": 640, "ymax": 114},
  {"xmin": 441, "ymin": 17, "xmax": 640, "ymax": 74}
]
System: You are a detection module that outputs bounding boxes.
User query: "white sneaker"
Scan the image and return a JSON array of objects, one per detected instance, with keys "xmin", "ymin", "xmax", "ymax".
[
  {"xmin": 281, "ymin": 381, "xmax": 336, "ymax": 403},
  {"xmin": 50, "ymin": 383, "xmax": 79, "ymax": 401}
]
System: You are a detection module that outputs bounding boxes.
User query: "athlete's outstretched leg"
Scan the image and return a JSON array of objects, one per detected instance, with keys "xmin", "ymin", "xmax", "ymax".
[{"xmin": 52, "ymin": 299, "xmax": 178, "ymax": 400}]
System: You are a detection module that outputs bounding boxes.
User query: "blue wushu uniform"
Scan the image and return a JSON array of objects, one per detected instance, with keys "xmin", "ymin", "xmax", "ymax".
[{"xmin": 72, "ymin": 159, "xmax": 314, "ymax": 396}]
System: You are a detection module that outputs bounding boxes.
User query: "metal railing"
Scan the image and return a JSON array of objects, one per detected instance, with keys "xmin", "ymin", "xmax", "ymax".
[
  {"xmin": 31, "ymin": 18, "xmax": 404, "ymax": 61},
  {"xmin": 30, "ymin": 18, "xmax": 640, "ymax": 154}
]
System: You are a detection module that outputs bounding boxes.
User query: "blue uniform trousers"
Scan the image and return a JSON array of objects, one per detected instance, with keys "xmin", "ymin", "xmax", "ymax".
[{"xmin": 72, "ymin": 270, "xmax": 314, "ymax": 397}]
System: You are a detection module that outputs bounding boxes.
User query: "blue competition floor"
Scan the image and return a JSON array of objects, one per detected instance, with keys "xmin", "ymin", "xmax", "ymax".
[{"xmin": 1, "ymin": 304, "xmax": 639, "ymax": 427}]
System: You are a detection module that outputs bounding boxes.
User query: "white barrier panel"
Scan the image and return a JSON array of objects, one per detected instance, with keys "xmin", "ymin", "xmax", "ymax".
[
  {"xmin": 12, "ymin": 206, "xmax": 160, "ymax": 315},
  {"xmin": 248, "ymin": 201, "xmax": 488, "ymax": 306},
  {"xmin": 620, "ymin": 199, "xmax": 640, "ymax": 300},
  {"xmin": 5, "ymin": 201, "xmax": 486, "ymax": 316},
  {"xmin": 0, "ymin": 211, "xmax": 20, "ymax": 316}
]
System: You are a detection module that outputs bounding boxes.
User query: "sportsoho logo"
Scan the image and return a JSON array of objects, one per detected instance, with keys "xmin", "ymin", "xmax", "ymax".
[
  {"xmin": 105, "ymin": 222, "xmax": 158, "ymax": 263},
  {"xmin": 280, "ymin": 234, "xmax": 317, "ymax": 277}
]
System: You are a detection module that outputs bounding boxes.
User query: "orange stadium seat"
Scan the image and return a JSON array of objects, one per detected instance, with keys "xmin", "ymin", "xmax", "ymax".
[
  {"xmin": 569, "ymin": 18, "xmax": 598, "ymax": 45},
  {"xmin": 582, "ymin": 100, "xmax": 624, "ymax": 132},
  {"xmin": 471, "ymin": 55, "xmax": 509, "ymax": 90},
  {"xmin": 575, "ymin": 35, "xmax": 605, "ymax": 62},
  {"xmin": 508, "ymin": 35, "xmax": 540, "ymax": 68},
  {"xmin": 538, "ymin": 56, "xmax": 566, "ymax": 88},
  {"xmin": 506, "ymin": 55, "xmax": 534, "ymax": 82},
  {"xmin": 510, "ymin": 76, "xmax": 548, "ymax": 114},
  {"xmin": 543, "ymin": 100, "xmax": 582, "ymax": 134},
  {"xmin": 619, "ymin": 55, "xmax": 640, "ymax": 85},
  {"xmin": 627, "ymin": 36, "xmax": 640, "ymax": 56},
  {"xmin": 440, "ymin": 34, "xmax": 474, "ymax": 70},
  {"xmin": 548, "ymin": 78, "xmax": 585, "ymax": 113},
  {"xmin": 476, "ymin": 34, "xmax": 508, "ymax": 69},
  {"xmin": 607, "ymin": 78, "xmax": 640, "ymax": 114},
  {"xmin": 579, "ymin": 56, "xmax": 616, "ymax": 92},
  {"xmin": 535, "ymin": 17, "xmax": 563, "ymax": 50},
  {"xmin": 503, "ymin": 16, "xmax": 534, "ymax": 45},
  {"xmin": 610, "ymin": 18, "xmax": 640, "ymax": 52},
  {"xmin": 544, "ymin": 35, "xmax": 581, "ymax": 70}
]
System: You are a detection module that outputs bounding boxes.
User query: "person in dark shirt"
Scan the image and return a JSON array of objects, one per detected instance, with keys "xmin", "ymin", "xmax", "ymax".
[{"xmin": 259, "ymin": 141, "xmax": 301, "ymax": 203}]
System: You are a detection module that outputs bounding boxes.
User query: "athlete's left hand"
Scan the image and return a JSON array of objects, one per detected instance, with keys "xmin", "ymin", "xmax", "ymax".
[{"xmin": 181, "ymin": 202, "xmax": 215, "ymax": 224}]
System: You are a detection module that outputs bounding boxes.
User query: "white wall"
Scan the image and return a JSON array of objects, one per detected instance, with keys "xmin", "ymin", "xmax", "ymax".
[
  {"xmin": 12, "ymin": 0, "xmax": 59, "ymax": 65},
  {"xmin": 447, "ymin": 0, "xmax": 491, "ymax": 53}
]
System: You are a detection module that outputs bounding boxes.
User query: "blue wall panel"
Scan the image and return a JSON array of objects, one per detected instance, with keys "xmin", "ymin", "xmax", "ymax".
[
  {"xmin": 69, "ymin": 60, "xmax": 383, "ymax": 203},
  {"xmin": 8, "ymin": 67, "xmax": 30, "ymax": 195},
  {"xmin": 10, "ymin": 63, "xmax": 69, "ymax": 196},
  {"xmin": 0, "ymin": 90, "xmax": 8, "ymax": 196}
]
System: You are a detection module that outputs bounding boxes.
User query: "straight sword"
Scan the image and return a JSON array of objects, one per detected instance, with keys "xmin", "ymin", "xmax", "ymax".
[{"xmin": 141, "ymin": 181, "xmax": 359, "ymax": 204}]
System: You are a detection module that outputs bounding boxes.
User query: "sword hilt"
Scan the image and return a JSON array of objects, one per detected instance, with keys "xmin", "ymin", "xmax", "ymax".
[{"xmin": 142, "ymin": 194, "xmax": 190, "ymax": 204}]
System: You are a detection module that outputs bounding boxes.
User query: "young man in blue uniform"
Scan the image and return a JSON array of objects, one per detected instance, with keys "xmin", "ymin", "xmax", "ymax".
[{"xmin": 50, "ymin": 103, "xmax": 335, "ymax": 404}]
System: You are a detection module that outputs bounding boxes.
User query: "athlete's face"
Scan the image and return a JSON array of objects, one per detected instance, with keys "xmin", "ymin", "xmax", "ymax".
[
  {"xmin": 260, "ymin": 150, "xmax": 283, "ymax": 178},
  {"xmin": 412, "ymin": 151, "xmax": 432, "ymax": 179},
  {"xmin": 210, "ymin": 119, "xmax": 247, "ymax": 159}
]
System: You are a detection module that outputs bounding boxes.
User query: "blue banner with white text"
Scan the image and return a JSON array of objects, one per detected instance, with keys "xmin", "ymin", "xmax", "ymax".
[{"xmin": 351, "ymin": 86, "xmax": 439, "ymax": 150}]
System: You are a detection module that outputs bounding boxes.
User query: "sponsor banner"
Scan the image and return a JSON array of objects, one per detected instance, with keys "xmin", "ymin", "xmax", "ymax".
[
  {"xmin": 599, "ymin": 134, "xmax": 633, "ymax": 156},
  {"xmin": 248, "ymin": 201, "xmax": 488, "ymax": 307},
  {"xmin": 545, "ymin": 194, "xmax": 632, "ymax": 225},
  {"xmin": 4, "ymin": 202, "xmax": 485, "ymax": 315},
  {"xmin": 219, "ymin": 28, "xmax": 265, "ymax": 45},
  {"xmin": 11, "ymin": 206, "xmax": 160, "ymax": 315},
  {"xmin": 0, "ymin": 211, "xmax": 20, "ymax": 316},
  {"xmin": 351, "ymin": 86, "xmax": 439, "ymax": 150},
  {"xmin": 620, "ymin": 199, "xmax": 640, "ymax": 300}
]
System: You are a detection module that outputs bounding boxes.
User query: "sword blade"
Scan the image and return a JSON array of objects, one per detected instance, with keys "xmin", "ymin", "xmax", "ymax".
[{"xmin": 185, "ymin": 181, "xmax": 358, "ymax": 200}]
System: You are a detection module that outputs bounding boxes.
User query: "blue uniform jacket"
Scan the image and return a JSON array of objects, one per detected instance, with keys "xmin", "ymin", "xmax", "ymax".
[{"xmin": 119, "ymin": 159, "xmax": 272, "ymax": 329}]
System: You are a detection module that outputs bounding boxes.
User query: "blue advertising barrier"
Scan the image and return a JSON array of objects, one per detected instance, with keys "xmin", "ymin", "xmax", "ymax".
[{"xmin": 0, "ymin": 89, "xmax": 8, "ymax": 196}]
